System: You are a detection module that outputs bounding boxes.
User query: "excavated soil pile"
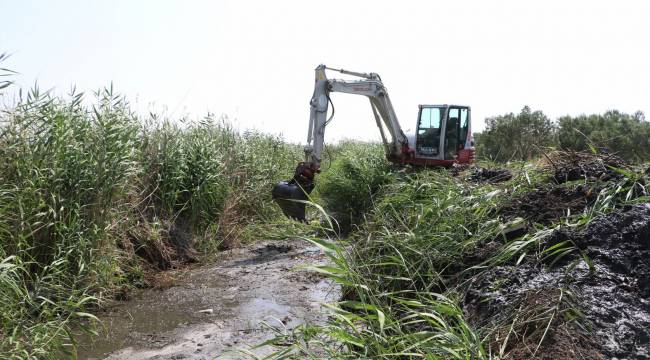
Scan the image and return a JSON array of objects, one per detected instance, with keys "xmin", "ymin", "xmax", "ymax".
[
  {"xmin": 465, "ymin": 202, "xmax": 650, "ymax": 359},
  {"xmin": 499, "ymin": 185, "xmax": 597, "ymax": 224},
  {"xmin": 469, "ymin": 167, "xmax": 513, "ymax": 183},
  {"xmin": 546, "ymin": 151, "xmax": 626, "ymax": 184}
]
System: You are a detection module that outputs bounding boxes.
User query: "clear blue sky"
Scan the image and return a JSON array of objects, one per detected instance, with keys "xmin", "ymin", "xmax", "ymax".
[{"xmin": 2, "ymin": 0, "xmax": 649, "ymax": 142}]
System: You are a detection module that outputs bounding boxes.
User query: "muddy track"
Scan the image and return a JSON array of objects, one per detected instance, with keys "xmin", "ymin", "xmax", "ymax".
[{"xmin": 77, "ymin": 240, "xmax": 339, "ymax": 359}]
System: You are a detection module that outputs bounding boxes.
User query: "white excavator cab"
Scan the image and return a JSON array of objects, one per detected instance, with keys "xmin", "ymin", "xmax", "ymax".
[{"xmin": 411, "ymin": 105, "xmax": 473, "ymax": 164}]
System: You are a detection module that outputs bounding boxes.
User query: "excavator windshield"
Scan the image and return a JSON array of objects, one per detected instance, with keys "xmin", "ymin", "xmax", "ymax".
[
  {"xmin": 416, "ymin": 105, "xmax": 471, "ymax": 160},
  {"xmin": 416, "ymin": 107, "xmax": 443, "ymax": 156}
]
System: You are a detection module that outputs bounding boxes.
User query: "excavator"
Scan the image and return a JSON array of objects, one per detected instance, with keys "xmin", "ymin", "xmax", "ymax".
[{"xmin": 272, "ymin": 64, "xmax": 475, "ymax": 220}]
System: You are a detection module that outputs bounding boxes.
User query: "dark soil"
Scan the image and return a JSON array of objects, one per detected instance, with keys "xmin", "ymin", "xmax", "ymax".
[
  {"xmin": 469, "ymin": 167, "xmax": 513, "ymax": 183},
  {"xmin": 465, "ymin": 202, "xmax": 650, "ymax": 359},
  {"xmin": 547, "ymin": 151, "xmax": 626, "ymax": 184},
  {"xmin": 499, "ymin": 185, "xmax": 597, "ymax": 224},
  {"xmin": 126, "ymin": 219, "xmax": 198, "ymax": 270}
]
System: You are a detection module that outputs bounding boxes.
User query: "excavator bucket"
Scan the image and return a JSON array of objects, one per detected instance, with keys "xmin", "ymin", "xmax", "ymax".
[{"xmin": 272, "ymin": 181, "xmax": 310, "ymax": 221}]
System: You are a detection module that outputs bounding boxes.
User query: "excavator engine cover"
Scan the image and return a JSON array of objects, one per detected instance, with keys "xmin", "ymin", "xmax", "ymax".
[{"xmin": 272, "ymin": 181, "xmax": 309, "ymax": 221}]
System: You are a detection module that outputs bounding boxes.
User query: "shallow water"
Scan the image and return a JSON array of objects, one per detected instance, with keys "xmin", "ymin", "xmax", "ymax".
[{"xmin": 76, "ymin": 241, "xmax": 339, "ymax": 359}]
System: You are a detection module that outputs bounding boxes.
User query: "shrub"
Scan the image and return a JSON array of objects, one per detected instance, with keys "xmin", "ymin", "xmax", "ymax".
[
  {"xmin": 475, "ymin": 106, "xmax": 555, "ymax": 162},
  {"xmin": 557, "ymin": 110, "xmax": 650, "ymax": 161}
]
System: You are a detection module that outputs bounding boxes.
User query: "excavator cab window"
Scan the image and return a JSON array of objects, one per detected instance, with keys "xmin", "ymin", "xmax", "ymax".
[
  {"xmin": 459, "ymin": 108, "xmax": 469, "ymax": 149},
  {"xmin": 417, "ymin": 107, "xmax": 442, "ymax": 156},
  {"xmin": 445, "ymin": 108, "xmax": 459, "ymax": 159},
  {"xmin": 444, "ymin": 107, "xmax": 470, "ymax": 159}
]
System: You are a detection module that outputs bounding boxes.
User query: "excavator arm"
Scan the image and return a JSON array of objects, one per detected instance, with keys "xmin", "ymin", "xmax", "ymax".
[
  {"xmin": 305, "ymin": 65, "xmax": 411, "ymax": 171},
  {"xmin": 272, "ymin": 64, "xmax": 413, "ymax": 221}
]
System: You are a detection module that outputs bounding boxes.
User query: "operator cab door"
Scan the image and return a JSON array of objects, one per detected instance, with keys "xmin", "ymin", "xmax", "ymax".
[
  {"xmin": 443, "ymin": 106, "xmax": 470, "ymax": 160},
  {"xmin": 415, "ymin": 106, "xmax": 443, "ymax": 158}
]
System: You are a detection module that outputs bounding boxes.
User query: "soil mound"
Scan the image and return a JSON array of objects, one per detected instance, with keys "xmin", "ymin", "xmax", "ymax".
[
  {"xmin": 545, "ymin": 151, "xmax": 626, "ymax": 184},
  {"xmin": 465, "ymin": 202, "xmax": 650, "ymax": 359},
  {"xmin": 499, "ymin": 185, "xmax": 597, "ymax": 224},
  {"xmin": 470, "ymin": 167, "xmax": 513, "ymax": 183}
]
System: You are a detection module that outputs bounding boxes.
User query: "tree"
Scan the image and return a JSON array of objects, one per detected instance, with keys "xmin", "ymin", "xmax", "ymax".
[
  {"xmin": 557, "ymin": 110, "xmax": 650, "ymax": 161},
  {"xmin": 475, "ymin": 106, "xmax": 555, "ymax": 162}
]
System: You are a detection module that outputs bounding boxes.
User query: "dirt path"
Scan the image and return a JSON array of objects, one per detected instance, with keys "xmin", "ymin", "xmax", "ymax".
[{"xmin": 77, "ymin": 240, "xmax": 339, "ymax": 359}]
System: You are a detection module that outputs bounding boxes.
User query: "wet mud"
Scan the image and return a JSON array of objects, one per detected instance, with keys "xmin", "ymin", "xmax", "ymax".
[
  {"xmin": 546, "ymin": 151, "xmax": 626, "ymax": 184},
  {"xmin": 499, "ymin": 185, "xmax": 597, "ymax": 224},
  {"xmin": 76, "ymin": 240, "xmax": 339, "ymax": 359},
  {"xmin": 465, "ymin": 202, "xmax": 650, "ymax": 359},
  {"xmin": 469, "ymin": 167, "xmax": 513, "ymax": 183}
]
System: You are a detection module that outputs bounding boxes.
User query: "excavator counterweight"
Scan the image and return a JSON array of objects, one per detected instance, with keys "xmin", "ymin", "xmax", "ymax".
[{"xmin": 273, "ymin": 65, "xmax": 475, "ymax": 221}]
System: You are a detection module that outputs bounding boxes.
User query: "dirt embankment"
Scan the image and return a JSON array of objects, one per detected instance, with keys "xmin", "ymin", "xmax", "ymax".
[
  {"xmin": 465, "ymin": 202, "xmax": 650, "ymax": 359},
  {"xmin": 77, "ymin": 240, "xmax": 339, "ymax": 360},
  {"xmin": 547, "ymin": 151, "xmax": 626, "ymax": 184},
  {"xmin": 500, "ymin": 185, "xmax": 597, "ymax": 224}
]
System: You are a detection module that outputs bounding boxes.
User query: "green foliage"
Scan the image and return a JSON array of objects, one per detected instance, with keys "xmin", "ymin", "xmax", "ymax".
[
  {"xmin": 476, "ymin": 106, "xmax": 650, "ymax": 163},
  {"xmin": 557, "ymin": 110, "xmax": 650, "ymax": 161},
  {"xmin": 263, "ymin": 159, "xmax": 648, "ymax": 358},
  {"xmin": 0, "ymin": 85, "xmax": 300, "ymax": 357},
  {"xmin": 476, "ymin": 106, "xmax": 556, "ymax": 162},
  {"xmin": 0, "ymin": 87, "xmax": 136, "ymax": 358},
  {"xmin": 0, "ymin": 53, "xmax": 16, "ymax": 90},
  {"xmin": 261, "ymin": 169, "xmax": 504, "ymax": 358},
  {"xmin": 141, "ymin": 117, "xmax": 299, "ymax": 228},
  {"xmin": 316, "ymin": 142, "xmax": 392, "ymax": 234},
  {"xmin": 354, "ymin": 171, "xmax": 502, "ymax": 292}
]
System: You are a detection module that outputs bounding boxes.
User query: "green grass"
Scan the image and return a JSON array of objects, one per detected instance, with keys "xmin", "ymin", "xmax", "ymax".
[{"xmin": 315, "ymin": 141, "xmax": 393, "ymax": 234}]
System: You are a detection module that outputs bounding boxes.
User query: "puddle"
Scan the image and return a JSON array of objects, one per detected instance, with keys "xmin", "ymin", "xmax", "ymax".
[
  {"xmin": 238, "ymin": 298, "xmax": 291, "ymax": 327},
  {"xmin": 76, "ymin": 240, "xmax": 340, "ymax": 359}
]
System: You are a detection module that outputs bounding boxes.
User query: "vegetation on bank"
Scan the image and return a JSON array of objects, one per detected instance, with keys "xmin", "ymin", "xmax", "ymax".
[
  {"xmin": 265, "ymin": 145, "xmax": 649, "ymax": 358},
  {"xmin": 0, "ymin": 85, "xmax": 300, "ymax": 358},
  {"xmin": 475, "ymin": 105, "xmax": 650, "ymax": 162}
]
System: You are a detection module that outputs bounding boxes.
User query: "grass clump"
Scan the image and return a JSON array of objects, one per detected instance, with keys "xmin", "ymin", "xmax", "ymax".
[
  {"xmin": 0, "ymin": 87, "xmax": 138, "ymax": 358},
  {"xmin": 316, "ymin": 142, "xmax": 393, "ymax": 234}
]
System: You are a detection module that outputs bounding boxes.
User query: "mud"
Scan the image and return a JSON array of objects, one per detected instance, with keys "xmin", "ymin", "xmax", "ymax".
[
  {"xmin": 499, "ymin": 184, "xmax": 597, "ymax": 224},
  {"xmin": 465, "ymin": 202, "xmax": 650, "ymax": 359},
  {"xmin": 124, "ymin": 218, "xmax": 198, "ymax": 271},
  {"xmin": 546, "ymin": 151, "xmax": 626, "ymax": 184},
  {"xmin": 76, "ymin": 240, "xmax": 340, "ymax": 359},
  {"xmin": 469, "ymin": 167, "xmax": 513, "ymax": 183}
]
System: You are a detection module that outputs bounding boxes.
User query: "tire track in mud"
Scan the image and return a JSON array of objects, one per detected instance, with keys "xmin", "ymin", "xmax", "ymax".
[{"xmin": 77, "ymin": 240, "xmax": 339, "ymax": 359}]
